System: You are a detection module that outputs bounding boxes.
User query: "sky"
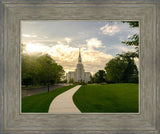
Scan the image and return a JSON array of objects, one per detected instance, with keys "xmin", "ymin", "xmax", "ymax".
[{"xmin": 21, "ymin": 21, "xmax": 139, "ymax": 75}]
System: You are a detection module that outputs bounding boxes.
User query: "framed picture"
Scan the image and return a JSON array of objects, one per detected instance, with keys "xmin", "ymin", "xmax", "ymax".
[
  {"xmin": 1, "ymin": 0, "xmax": 159, "ymax": 133},
  {"xmin": 21, "ymin": 20, "xmax": 139, "ymax": 114}
]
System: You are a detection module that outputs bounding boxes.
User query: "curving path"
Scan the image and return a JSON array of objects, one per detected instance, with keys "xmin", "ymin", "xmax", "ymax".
[{"xmin": 48, "ymin": 85, "xmax": 81, "ymax": 113}]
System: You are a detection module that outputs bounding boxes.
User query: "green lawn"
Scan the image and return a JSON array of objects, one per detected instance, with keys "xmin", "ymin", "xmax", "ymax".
[
  {"xmin": 22, "ymin": 85, "xmax": 75, "ymax": 113},
  {"xmin": 73, "ymin": 83, "xmax": 139, "ymax": 113}
]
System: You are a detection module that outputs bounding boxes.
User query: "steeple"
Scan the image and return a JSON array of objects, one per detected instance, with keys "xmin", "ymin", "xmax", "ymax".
[{"xmin": 78, "ymin": 48, "xmax": 82, "ymax": 64}]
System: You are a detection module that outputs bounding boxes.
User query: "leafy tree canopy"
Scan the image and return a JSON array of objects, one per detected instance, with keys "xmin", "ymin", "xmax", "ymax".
[
  {"xmin": 94, "ymin": 70, "xmax": 106, "ymax": 83},
  {"xmin": 122, "ymin": 21, "xmax": 139, "ymax": 28},
  {"xmin": 105, "ymin": 53, "xmax": 138, "ymax": 83},
  {"xmin": 21, "ymin": 44, "xmax": 65, "ymax": 86},
  {"xmin": 105, "ymin": 57, "xmax": 128, "ymax": 83},
  {"xmin": 121, "ymin": 21, "xmax": 139, "ymax": 57}
]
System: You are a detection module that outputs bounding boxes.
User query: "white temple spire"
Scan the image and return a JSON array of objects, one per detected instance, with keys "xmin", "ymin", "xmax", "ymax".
[{"xmin": 78, "ymin": 48, "xmax": 82, "ymax": 64}]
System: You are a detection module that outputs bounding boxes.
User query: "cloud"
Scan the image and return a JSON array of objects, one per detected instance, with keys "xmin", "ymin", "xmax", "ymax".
[
  {"xmin": 100, "ymin": 24, "xmax": 120, "ymax": 36},
  {"xmin": 48, "ymin": 45, "xmax": 113, "ymax": 75},
  {"xmin": 119, "ymin": 35, "xmax": 128, "ymax": 41},
  {"xmin": 22, "ymin": 34, "xmax": 37, "ymax": 38},
  {"xmin": 23, "ymin": 42, "xmax": 47, "ymax": 54},
  {"xmin": 127, "ymin": 34, "xmax": 132, "ymax": 39},
  {"xmin": 134, "ymin": 57, "xmax": 139, "ymax": 70},
  {"xmin": 114, "ymin": 45, "xmax": 135, "ymax": 52},
  {"xmin": 86, "ymin": 38, "xmax": 103, "ymax": 50},
  {"xmin": 22, "ymin": 42, "xmax": 113, "ymax": 74},
  {"xmin": 57, "ymin": 41, "xmax": 63, "ymax": 44},
  {"xmin": 64, "ymin": 37, "xmax": 72, "ymax": 44},
  {"xmin": 50, "ymin": 46, "xmax": 113, "ymax": 75},
  {"xmin": 43, "ymin": 35, "xmax": 48, "ymax": 39},
  {"xmin": 82, "ymin": 50, "xmax": 113, "ymax": 74},
  {"xmin": 119, "ymin": 33, "xmax": 134, "ymax": 41}
]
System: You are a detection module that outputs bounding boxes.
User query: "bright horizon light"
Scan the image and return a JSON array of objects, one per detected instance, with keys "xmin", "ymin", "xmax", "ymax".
[{"xmin": 24, "ymin": 42, "xmax": 46, "ymax": 53}]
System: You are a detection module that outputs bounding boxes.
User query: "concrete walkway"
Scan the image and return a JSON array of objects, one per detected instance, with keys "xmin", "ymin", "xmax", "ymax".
[{"xmin": 48, "ymin": 85, "xmax": 81, "ymax": 113}]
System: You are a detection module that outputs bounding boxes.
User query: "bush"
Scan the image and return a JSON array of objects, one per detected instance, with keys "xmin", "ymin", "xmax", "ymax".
[
  {"xmin": 100, "ymin": 82, "xmax": 107, "ymax": 85},
  {"xmin": 69, "ymin": 78, "xmax": 74, "ymax": 83},
  {"xmin": 80, "ymin": 82, "xmax": 87, "ymax": 85},
  {"xmin": 73, "ymin": 82, "xmax": 79, "ymax": 85},
  {"xmin": 73, "ymin": 82, "xmax": 87, "ymax": 85}
]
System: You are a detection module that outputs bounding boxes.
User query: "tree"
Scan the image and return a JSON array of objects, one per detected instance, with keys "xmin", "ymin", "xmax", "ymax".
[
  {"xmin": 21, "ymin": 45, "xmax": 65, "ymax": 86},
  {"xmin": 122, "ymin": 21, "xmax": 139, "ymax": 57},
  {"xmin": 94, "ymin": 70, "xmax": 106, "ymax": 83},
  {"xmin": 22, "ymin": 54, "xmax": 40, "ymax": 86},
  {"xmin": 117, "ymin": 52, "xmax": 138, "ymax": 82},
  {"xmin": 104, "ymin": 21, "xmax": 139, "ymax": 83},
  {"xmin": 105, "ymin": 52, "xmax": 138, "ymax": 83},
  {"xmin": 105, "ymin": 57, "xmax": 128, "ymax": 83},
  {"xmin": 122, "ymin": 34, "xmax": 139, "ymax": 56},
  {"xmin": 90, "ymin": 75, "xmax": 95, "ymax": 83},
  {"xmin": 122, "ymin": 21, "xmax": 139, "ymax": 28},
  {"xmin": 36, "ymin": 54, "xmax": 65, "ymax": 85}
]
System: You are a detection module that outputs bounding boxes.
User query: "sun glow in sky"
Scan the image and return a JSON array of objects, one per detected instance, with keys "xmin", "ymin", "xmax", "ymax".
[
  {"xmin": 21, "ymin": 21, "xmax": 139, "ymax": 74},
  {"xmin": 24, "ymin": 42, "xmax": 46, "ymax": 53}
]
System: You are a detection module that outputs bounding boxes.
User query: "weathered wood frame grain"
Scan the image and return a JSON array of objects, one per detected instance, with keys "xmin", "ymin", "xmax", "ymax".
[{"xmin": 1, "ymin": 0, "xmax": 159, "ymax": 133}]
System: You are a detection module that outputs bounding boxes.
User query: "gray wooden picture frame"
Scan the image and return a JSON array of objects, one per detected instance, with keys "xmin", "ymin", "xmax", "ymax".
[{"xmin": 1, "ymin": 0, "xmax": 159, "ymax": 133}]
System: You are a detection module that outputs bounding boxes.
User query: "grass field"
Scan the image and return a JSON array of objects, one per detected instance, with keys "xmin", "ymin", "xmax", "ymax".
[
  {"xmin": 22, "ymin": 85, "xmax": 75, "ymax": 113},
  {"xmin": 73, "ymin": 83, "xmax": 139, "ymax": 113}
]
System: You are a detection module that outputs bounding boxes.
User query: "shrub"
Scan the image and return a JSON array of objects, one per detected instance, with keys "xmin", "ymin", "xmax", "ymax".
[
  {"xmin": 69, "ymin": 78, "xmax": 74, "ymax": 83},
  {"xmin": 81, "ymin": 82, "xmax": 87, "ymax": 85},
  {"xmin": 100, "ymin": 82, "xmax": 107, "ymax": 85}
]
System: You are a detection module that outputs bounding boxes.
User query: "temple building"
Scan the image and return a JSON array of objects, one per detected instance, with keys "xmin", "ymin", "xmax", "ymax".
[{"xmin": 66, "ymin": 49, "xmax": 91, "ymax": 83}]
